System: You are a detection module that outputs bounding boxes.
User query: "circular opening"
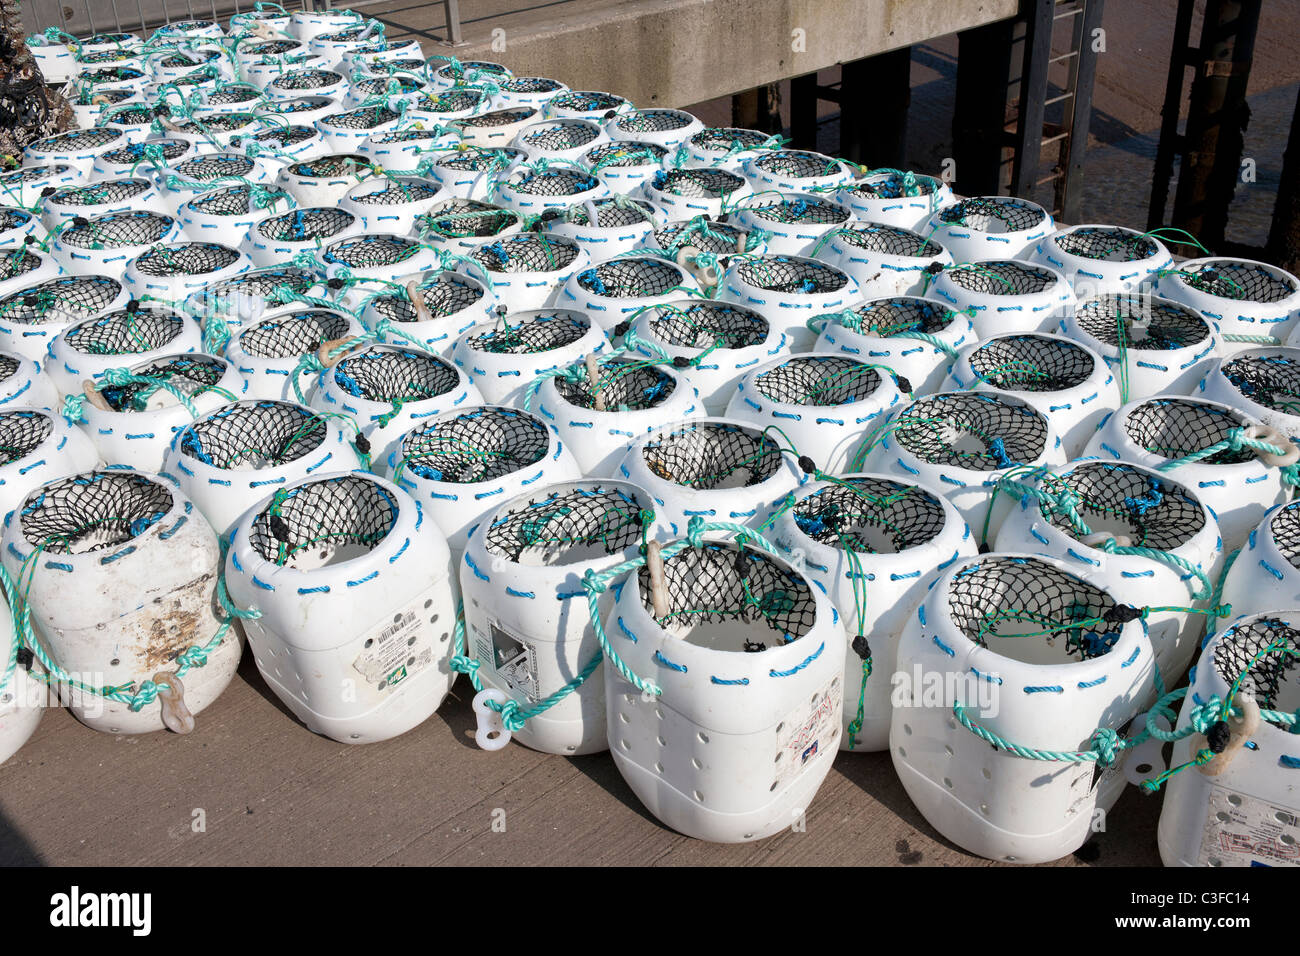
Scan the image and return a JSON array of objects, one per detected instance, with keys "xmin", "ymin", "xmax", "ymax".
[
  {"xmin": 1039, "ymin": 462, "xmax": 1206, "ymax": 550},
  {"xmin": 418, "ymin": 199, "xmax": 519, "ymax": 240},
  {"xmin": 482, "ymin": 481, "xmax": 649, "ymax": 566},
  {"xmin": 1122, "ymin": 398, "xmax": 1257, "ymax": 464},
  {"xmin": 237, "ymin": 310, "xmax": 351, "ymax": 359},
  {"xmin": 59, "ymin": 211, "xmax": 173, "ymax": 250},
  {"xmin": 832, "ymin": 297, "xmax": 958, "ymax": 337},
  {"xmin": 646, "ymin": 302, "xmax": 767, "ymax": 350},
  {"xmin": 367, "ymin": 274, "xmax": 484, "ymax": 323},
  {"xmin": 100, "ymin": 355, "xmax": 228, "ymax": 412},
  {"xmin": 837, "ymin": 223, "xmax": 942, "ymax": 258},
  {"xmin": 1220, "ymin": 352, "xmax": 1300, "ymax": 418},
  {"xmin": 1213, "ymin": 616, "xmax": 1300, "ymax": 712},
  {"xmin": 0, "ymin": 410, "xmax": 53, "ymax": 467},
  {"xmin": 946, "ymin": 261, "xmax": 1055, "ymax": 296},
  {"xmin": 470, "ymin": 235, "xmax": 579, "ymax": 274},
  {"xmin": 654, "ymin": 168, "xmax": 745, "ymax": 199},
  {"xmin": 968, "ymin": 334, "xmax": 1094, "ymax": 392},
  {"xmin": 894, "ymin": 393, "xmax": 1048, "ymax": 471},
  {"xmin": 792, "ymin": 476, "xmax": 947, "ymax": 553},
  {"xmin": 553, "ymin": 358, "xmax": 676, "ymax": 411},
  {"xmin": 249, "ymin": 473, "xmax": 397, "ymax": 569},
  {"xmin": 321, "ymin": 106, "xmax": 399, "ymax": 130},
  {"xmin": 938, "ymin": 197, "xmax": 1046, "ymax": 234},
  {"xmin": 1183, "ymin": 261, "xmax": 1298, "ymax": 303},
  {"xmin": 653, "ymin": 219, "xmax": 751, "ymax": 255},
  {"xmin": 258, "ymin": 207, "xmax": 356, "ymax": 243},
  {"xmin": 50, "ymin": 179, "xmax": 151, "ymax": 207},
  {"xmin": 745, "ymin": 195, "xmax": 848, "ymax": 226},
  {"xmin": 323, "ymin": 235, "xmax": 421, "ymax": 269},
  {"xmin": 1073, "ymin": 295, "xmax": 1209, "ymax": 350},
  {"xmin": 179, "ymin": 401, "xmax": 327, "ymax": 471},
  {"xmin": 398, "ymin": 407, "xmax": 549, "ymax": 483},
  {"xmin": 734, "ymin": 256, "xmax": 849, "ymax": 295},
  {"xmin": 755, "ymin": 355, "xmax": 882, "ymax": 406},
  {"xmin": 0, "ymin": 276, "xmax": 124, "ymax": 325},
  {"xmin": 576, "ymin": 258, "xmax": 682, "ymax": 298},
  {"xmin": 65, "ymin": 308, "xmax": 184, "ymax": 356},
  {"xmin": 465, "ymin": 310, "xmax": 590, "ymax": 355},
  {"xmin": 1056, "ymin": 227, "xmax": 1159, "ymax": 262},
  {"xmin": 349, "ymin": 177, "xmax": 440, "ymax": 206},
  {"xmin": 617, "ymin": 109, "xmax": 691, "ymax": 133},
  {"xmin": 20, "ymin": 471, "xmax": 173, "ymax": 554},
  {"xmin": 332, "ymin": 346, "xmax": 459, "ymax": 405},
  {"xmin": 640, "ymin": 421, "xmax": 783, "ymax": 490},
  {"xmin": 133, "ymin": 242, "xmax": 240, "ymax": 277}
]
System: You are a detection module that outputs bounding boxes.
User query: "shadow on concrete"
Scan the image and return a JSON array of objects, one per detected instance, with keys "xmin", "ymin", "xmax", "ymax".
[{"xmin": 0, "ymin": 805, "xmax": 44, "ymax": 866}]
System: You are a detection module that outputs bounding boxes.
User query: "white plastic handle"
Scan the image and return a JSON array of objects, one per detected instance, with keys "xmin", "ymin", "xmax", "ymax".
[
  {"xmin": 1244, "ymin": 424, "xmax": 1300, "ymax": 467},
  {"xmin": 473, "ymin": 688, "xmax": 511, "ymax": 751}
]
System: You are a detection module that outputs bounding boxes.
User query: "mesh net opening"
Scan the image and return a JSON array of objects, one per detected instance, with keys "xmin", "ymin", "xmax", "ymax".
[
  {"xmin": 946, "ymin": 261, "xmax": 1055, "ymax": 296},
  {"xmin": 257, "ymin": 207, "xmax": 355, "ymax": 242},
  {"xmin": 1056, "ymin": 227, "xmax": 1160, "ymax": 262},
  {"xmin": 508, "ymin": 168, "xmax": 600, "ymax": 197},
  {"xmin": 179, "ymin": 400, "xmax": 326, "ymax": 470},
  {"xmin": 576, "ymin": 258, "xmax": 682, "ymax": 298},
  {"xmin": 32, "ymin": 127, "xmax": 122, "ymax": 151},
  {"xmin": 269, "ymin": 68, "xmax": 342, "ymax": 91},
  {"xmin": 49, "ymin": 179, "xmax": 151, "ymax": 207},
  {"xmin": 1271, "ymin": 504, "xmax": 1300, "ymax": 572},
  {"xmin": 1212, "ymin": 617, "xmax": 1300, "ymax": 711},
  {"xmin": 322, "ymin": 235, "xmax": 421, "ymax": 269},
  {"xmin": 0, "ymin": 410, "xmax": 53, "ymax": 467},
  {"xmin": 59, "ymin": 212, "xmax": 174, "ymax": 250},
  {"xmin": 253, "ymin": 126, "xmax": 318, "ymax": 148},
  {"xmin": 350, "ymin": 76, "xmax": 423, "ymax": 97},
  {"xmin": 173, "ymin": 156, "xmax": 255, "ymax": 182},
  {"xmin": 286, "ymin": 154, "xmax": 368, "ymax": 179},
  {"xmin": 332, "ymin": 346, "xmax": 460, "ymax": 404},
  {"xmin": 103, "ymin": 106, "xmax": 153, "ymax": 128},
  {"xmin": 101, "ymin": 140, "xmax": 189, "ymax": 166},
  {"xmin": 835, "ymin": 223, "xmax": 943, "ymax": 258},
  {"xmin": 938, "ymin": 197, "xmax": 1047, "ymax": 234},
  {"xmin": 1121, "ymin": 398, "xmax": 1257, "ymax": 465},
  {"xmin": 436, "ymin": 148, "xmax": 525, "ymax": 172},
  {"xmin": 616, "ymin": 110, "xmax": 692, "ymax": 134},
  {"xmin": 418, "ymin": 199, "xmax": 519, "ymax": 239},
  {"xmin": 177, "ymin": 113, "xmax": 258, "ymax": 135},
  {"xmin": 348, "ymin": 178, "xmax": 441, "ymax": 206},
  {"xmin": 520, "ymin": 121, "xmax": 601, "ymax": 151},
  {"xmin": 946, "ymin": 556, "xmax": 1122, "ymax": 661},
  {"xmin": 646, "ymin": 302, "xmax": 767, "ymax": 350},
  {"xmin": 366, "ymin": 274, "xmax": 484, "ymax": 323},
  {"xmin": 0, "ymin": 166, "xmax": 72, "ymax": 189},
  {"xmin": 0, "ymin": 209, "xmax": 32, "ymax": 232},
  {"xmin": 470, "ymin": 235, "xmax": 579, "ymax": 273},
  {"xmin": 1220, "ymin": 353, "xmax": 1300, "ymax": 418},
  {"xmin": 637, "ymin": 543, "xmax": 816, "ymax": 648},
  {"xmin": 968, "ymin": 334, "xmax": 1094, "ymax": 392},
  {"xmin": 414, "ymin": 89, "xmax": 486, "ymax": 114},
  {"xmin": 1038, "ymin": 462, "xmax": 1205, "ymax": 550},
  {"xmin": 464, "ymin": 310, "xmax": 590, "ymax": 355},
  {"xmin": 1073, "ymin": 295, "xmax": 1210, "ymax": 350},
  {"xmin": 0, "ymin": 251, "xmax": 41, "ymax": 283},
  {"xmin": 755, "ymin": 355, "xmax": 882, "ymax": 406},
  {"xmin": 834, "ymin": 299, "xmax": 958, "ymax": 337},
  {"xmin": 654, "ymin": 168, "xmax": 745, "ymax": 199},
  {"xmin": 0, "ymin": 276, "xmax": 123, "ymax": 324},
  {"xmin": 157, "ymin": 49, "xmax": 222, "ymax": 69},
  {"xmin": 249, "ymin": 474, "xmax": 397, "ymax": 568},
  {"xmin": 185, "ymin": 184, "xmax": 266, "ymax": 218},
  {"xmin": 100, "ymin": 355, "xmax": 227, "ymax": 412},
  {"xmin": 1182, "ymin": 261, "xmax": 1299, "ymax": 303},
  {"xmin": 742, "ymin": 195, "xmax": 848, "ymax": 226},
  {"xmin": 132, "ymin": 243, "xmax": 239, "ymax": 278},
  {"xmin": 750, "ymin": 150, "xmax": 844, "ymax": 179},
  {"xmin": 689, "ymin": 127, "xmax": 769, "ymax": 154},
  {"xmin": 549, "ymin": 91, "xmax": 626, "ymax": 113},
  {"xmin": 554, "ymin": 358, "xmax": 675, "ymax": 411},
  {"xmin": 640, "ymin": 421, "xmax": 782, "ymax": 489},
  {"xmin": 894, "ymin": 393, "xmax": 1048, "ymax": 470},
  {"xmin": 399, "ymin": 407, "xmax": 548, "ymax": 483},
  {"xmin": 849, "ymin": 172, "xmax": 941, "ymax": 200},
  {"xmin": 501, "ymin": 76, "xmax": 564, "ymax": 94},
  {"xmin": 560, "ymin": 198, "xmax": 655, "ymax": 228},
  {"xmin": 482, "ymin": 482, "xmax": 647, "ymax": 565},
  {"xmin": 584, "ymin": 142, "xmax": 667, "ymax": 167},
  {"xmin": 733, "ymin": 256, "xmax": 849, "ymax": 295},
  {"xmin": 266, "ymin": 96, "xmax": 336, "ymax": 117},
  {"xmin": 320, "ymin": 106, "xmax": 400, "ymax": 131},
  {"xmin": 652, "ymin": 219, "xmax": 751, "ymax": 255},
  {"xmin": 191, "ymin": 267, "xmax": 315, "ymax": 311},
  {"xmin": 238, "ymin": 310, "xmax": 351, "ymax": 359},
  {"xmin": 461, "ymin": 108, "xmax": 537, "ymax": 129},
  {"xmin": 792, "ymin": 476, "xmax": 947, "ymax": 553},
  {"xmin": 65, "ymin": 308, "xmax": 185, "ymax": 356},
  {"xmin": 19, "ymin": 471, "xmax": 174, "ymax": 555}
]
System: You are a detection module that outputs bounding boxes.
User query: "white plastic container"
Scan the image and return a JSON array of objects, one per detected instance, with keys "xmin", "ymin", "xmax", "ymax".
[
  {"xmin": 1218, "ymin": 501, "xmax": 1300, "ymax": 621},
  {"xmin": 639, "ymin": 167, "xmax": 752, "ymax": 221},
  {"xmin": 122, "ymin": 241, "xmax": 253, "ymax": 306},
  {"xmin": 834, "ymin": 170, "xmax": 954, "ymax": 232},
  {"xmin": 1157, "ymin": 610, "xmax": 1300, "ymax": 867},
  {"xmin": 465, "ymin": 234, "xmax": 590, "ymax": 313},
  {"xmin": 1, "ymin": 469, "xmax": 241, "ymax": 734},
  {"xmin": 1156, "ymin": 257, "xmax": 1300, "ymax": 351},
  {"xmin": 387, "ymin": 404, "xmax": 581, "ymax": 552},
  {"xmin": 451, "ymin": 309, "xmax": 610, "ymax": 405},
  {"xmin": 725, "ymin": 353, "xmax": 905, "ymax": 474},
  {"xmin": 815, "ymin": 222, "xmax": 954, "ymax": 299},
  {"xmin": 359, "ymin": 271, "xmax": 495, "ymax": 355},
  {"xmin": 1028, "ymin": 225, "xmax": 1173, "ymax": 298},
  {"xmin": 226, "ymin": 471, "xmax": 458, "ymax": 743},
  {"xmin": 1082, "ymin": 396, "xmax": 1286, "ymax": 550},
  {"xmin": 0, "ymin": 164, "xmax": 83, "ymax": 212},
  {"xmin": 582, "ymin": 141, "xmax": 670, "ymax": 195},
  {"xmin": 924, "ymin": 196, "xmax": 1055, "ymax": 263},
  {"xmin": 512, "ymin": 119, "xmax": 609, "ymax": 164},
  {"xmin": 0, "ymin": 275, "xmax": 132, "ymax": 364},
  {"xmin": 742, "ymin": 149, "xmax": 856, "ymax": 194},
  {"xmin": 892, "ymin": 552, "xmax": 1155, "ymax": 863},
  {"xmin": 926, "ymin": 260, "xmax": 1077, "ymax": 339},
  {"xmin": 0, "ymin": 208, "xmax": 44, "ymax": 249},
  {"xmin": 0, "ymin": 248, "xmax": 60, "ymax": 299},
  {"xmin": 242, "ymin": 206, "xmax": 362, "ymax": 268},
  {"xmin": 40, "ymin": 177, "xmax": 169, "ymax": 231},
  {"xmin": 604, "ymin": 536, "xmax": 844, "ymax": 842},
  {"xmin": 605, "ymin": 108, "xmax": 703, "ymax": 150},
  {"xmin": 177, "ymin": 183, "xmax": 294, "ymax": 248},
  {"xmin": 545, "ymin": 90, "xmax": 630, "ymax": 122},
  {"xmin": 461, "ymin": 478, "xmax": 664, "ymax": 755},
  {"xmin": 731, "ymin": 192, "xmax": 852, "ymax": 258},
  {"xmin": 426, "ymin": 147, "xmax": 526, "ymax": 202},
  {"xmin": 316, "ymin": 234, "xmax": 442, "ymax": 295},
  {"xmin": 942, "ymin": 332, "xmax": 1119, "ymax": 457},
  {"xmin": 717, "ymin": 254, "xmax": 859, "ymax": 353},
  {"xmin": 457, "ymin": 107, "xmax": 544, "ymax": 150},
  {"xmin": 0, "ymin": 408, "xmax": 100, "ymax": 522},
  {"xmin": 770, "ymin": 473, "xmax": 976, "ymax": 750},
  {"xmin": 337, "ymin": 175, "xmax": 446, "ymax": 236},
  {"xmin": 223, "ymin": 308, "xmax": 364, "ymax": 402},
  {"xmin": 0, "ymin": 586, "xmax": 43, "ymax": 764},
  {"xmin": 558, "ymin": 255, "xmax": 696, "ymax": 332},
  {"xmin": 1196, "ymin": 347, "xmax": 1300, "ymax": 441},
  {"xmin": 494, "ymin": 165, "xmax": 610, "ymax": 217},
  {"xmin": 543, "ymin": 197, "xmax": 659, "ymax": 259},
  {"xmin": 314, "ymin": 104, "xmax": 403, "ymax": 153},
  {"xmin": 414, "ymin": 199, "xmax": 523, "ymax": 256},
  {"xmin": 46, "ymin": 306, "xmax": 203, "ymax": 398},
  {"xmin": 23, "ymin": 127, "xmax": 127, "ymax": 178},
  {"xmin": 50, "ymin": 211, "xmax": 184, "ymax": 277},
  {"xmin": 275, "ymin": 153, "xmax": 371, "ymax": 208},
  {"xmin": 0, "ymin": 350, "xmax": 59, "ymax": 412}
]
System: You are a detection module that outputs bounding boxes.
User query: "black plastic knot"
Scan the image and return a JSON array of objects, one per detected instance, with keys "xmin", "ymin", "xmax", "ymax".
[
  {"xmin": 229, "ymin": 136, "xmax": 242, "ymax": 147},
  {"xmin": 125, "ymin": 298, "xmax": 140, "ymax": 313},
  {"xmin": 326, "ymin": 277, "xmax": 345, "ymax": 290},
  {"xmin": 1201, "ymin": 267, "xmax": 1220, "ymax": 283},
  {"xmin": 851, "ymin": 635, "xmax": 871, "ymax": 661},
  {"xmin": 603, "ymin": 109, "xmax": 617, "ymax": 120},
  {"xmin": 743, "ymin": 639, "xmax": 766, "ymax": 653},
  {"xmin": 354, "ymin": 433, "xmax": 371, "ymax": 455},
  {"xmin": 611, "ymin": 320, "xmax": 630, "ymax": 338},
  {"xmin": 797, "ymin": 455, "xmax": 817, "ymax": 475},
  {"xmin": 671, "ymin": 356, "xmax": 691, "ymax": 369},
  {"xmin": 715, "ymin": 213, "xmax": 730, "ymax": 225},
  {"xmin": 1206, "ymin": 719, "xmax": 1231, "ymax": 754},
  {"xmin": 21, "ymin": 295, "xmax": 37, "ymax": 308},
  {"xmin": 23, "ymin": 235, "xmax": 35, "ymax": 244},
  {"xmin": 71, "ymin": 216, "xmax": 89, "ymax": 228},
  {"xmin": 1103, "ymin": 603, "xmax": 1143, "ymax": 623},
  {"xmin": 978, "ymin": 541, "xmax": 991, "ymax": 554},
  {"xmin": 924, "ymin": 261, "xmax": 945, "ymax": 275},
  {"xmin": 39, "ymin": 187, "xmax": 56, "ymax": 198},
  {"xmin": 895, "ymin": 375, "xmax": 912, "ymax": 394},
  {"xmin": 494, "ymin": 304, "xmax": 507, "ymax": 318},
  {"xmin": 269, "ymin": 514, "xmax": 291, "ymax": 542},
  {"xmin": 734, "ymin": 548, "xmax": 749, "ymax": 578},
  {"xmin": 718, "ymin": 255, "xmax": 732, "ymax": 271},
  {"xmin": 15, "ymin": 647, "xmax": 33, "ymax": 671}
]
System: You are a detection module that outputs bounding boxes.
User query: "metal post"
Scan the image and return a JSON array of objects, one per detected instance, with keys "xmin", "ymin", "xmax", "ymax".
[
  {"xmin": 1060, "ymin": 0, "xmax": 1104, "ymax": 221},
  {"xmin": 1009, "ymin": 0, "xmax": 1054, "ymax": 199},
  {"xmin": 444, "ymin": 0, "xmax": 462, "ymax": 46},
  {"xmin": 953, "ymin": 16, "xmax": 1016, "ymax": 196}
]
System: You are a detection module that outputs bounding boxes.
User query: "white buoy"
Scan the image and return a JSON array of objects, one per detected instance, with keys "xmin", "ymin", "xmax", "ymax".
[
  {"xmin": 926, "ymin": 260, "xmax": 1077, "ymax": 339},
  {"xmin": 1218, "ymin": 502, "xmax": 1300, "ymax": 621},
  {"xmin": 605, "ymin": 108, "xmax": 703, "ymax": 150},
  {"xmin": 559, "ymin": 255, "xmax": 696, "ymax": 332},
  {"xmin": 814, "ymin": 222, "xmax": 954, "ymax": 299},
  {"xmin": 222, "ymin": 308, "xmax": 364, "ymax": 403},
  {"xmin": 0, "ymin": 408, "xmax": 99, "ymax": 522},
  {"xmin": 731, "ymin": 192, "xmax": 852, "ymax": 257},
  {"xmin": 465, "ymin": 234, "xmax": 590, "ymax": 313},
  {"xmin": 717, "ymin": 254, "xmax": 860, "ymax": 353},
  {"xmin": 451, "ymin": 308, "xmax": 609, "ymax": 405},
  {"xmin": 1027, "ymin": 225, "xmax": 1172, "ymax": 298},
  {"xmin": 834, "ymin": 169, "xmax": 954, "ymax": 232},
  {"xmin": 924, "ymin": 196, "xmax": 1055, "ymax": 263},
  {"xmin": 0, "ymin": 275, "xmax": 132, "ymax": 364},
  {"xmin": 1157, "ymin": 257, "xmax": 1300, "ymax": 353},
  {"xmin": 358, "ymin": 272, "xmax": 496, "ymax": 356},
  {"xmin": 0, "ymin": 350, "xmax": 59, "ymax": 412},
  {"xmin": 46, "ymin": 305, "xmax": 203, "ymax": 398},
  {"xmin": 1196, "ymin": 346, "xmax": 1300, "ymax": 441}
]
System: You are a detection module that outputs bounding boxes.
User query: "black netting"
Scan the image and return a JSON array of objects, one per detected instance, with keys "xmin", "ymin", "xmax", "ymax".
[
  {"xmin": 848, "ymin": 172, "xmax": 942, "ymax": 200},
  {"xmin": 1211, "ymin": 617, "xmax": 1300, "ymax": 710},
  {"xmin": 792, "ymin": 476, "xmax": 947, "ymax": 552},
  {"xmin": 286, "ymin": 154, "xmax": 368, "ymax": 179},
  {"xmin": 132, "ymin": 243, "xmax": 240, "ymax": 278},
  {"xmin": 322, "ymin": 235, "xmax": 421, "ymax": 269},
  {"xmin": 192, "ymin": 267, "xmax": 315, "ymax": 310},
  {"xmin": 652, "ymin": 219, "xmax": 752, "ymax": 255},
  {"xmin": 501, "ymin": 76, "xmax": 563, "ymax": 95},
  {"xmin": 332, "ymin": 346, "xmax": 459, "ymax": 404},
  {"xmin": 576, "ymin": 258, "xmax": 682, "ymax": 298},
  {"xmin": 946, "ymin": 261, "xmax": 1056, "ymax": 296},
  {"xmin": 0, "ymin": 410, "xmax": 53, "ymax": 467},
  {"xmin": 482, "ymin": 481, "xmax": 647, "ymax": 564},
  {"xmin": 72, "ymin": 86, "xmax": 135, "ymax": 107},
  {"xmin": 0, "ymin": 251, "xmax": 41, "ymax": 283},
  {"xmin": 249, "ymin": 474, "xmax": 397, "ymax": 567},
  {"xmin": 348, "ymin": 178, "xmax": 441, "ymax": 206},
  {"xmin": 65, "ymin": 308, "xmax": 185, "ymax": 355},
  {"xmin": 470, "ymin": 235, "xmax": 579, "ymax": 273},
  {"xmin": 0, "ymin": 209, "xmax": 30, "ymax": 232},
  {"xmin": 646, "ymin": 302, "xmax": 767, "ymax": 349},
  {"xmin": 179, "ymin": 400, "xmax": 326, "ymax": 470},
  {"xmin": 968, "ymin": 334, "xmax": 1094, "ymax": 392},
  {"xmin": 1220, "ymin": 353, "xmax": 1300, "ymax": 417},
  {"xmin": 367, "ymin": 128, "xmax": 446, "ymax": 148},
  {"xmin": 637, "ymin": 542, "xmax": 816, "ymax": 647},
  {"xmin": 741, "ymin": 195, "xmax": 848, "ymax": 226},
  {"xmin": 238, "ymin": 310, "xmax": 351, "ymax": 359},
  {"xmin": 653, "ymin": 168, "xmax": 745, "ymax": 199},
  {"xmin": 756, "ymin": 355, "xmax": 882, "ymax": 405},
  {"xmin": 436, "ymin": 147, "xmax": 525, "ymax": 172},
  {"xmin": 835, "ymin": 298, "xmax": 957, "ymax": 337},
  {"xmin": 640, "ymin": 421, "xmax": 782, "ymax": 489},
  {"xmin": 253, "ymin": 126, "xmax": 317, "ymax": 148},
  {"xmin": 1038, "ymin": 462, "xmax": 1205, "ymax": 550},
  {"xmin": 0, "ymin": 166, "xmax": 70, "ymax": 190},
  {"xmin": 1056, "ymin": 227, "xmax": 1160, "ymax": 262},
  {"xmin": 158, "ymin": 49, "xmax": 222, "ymax": 69},
  {"xmin": 751, "ymin": 150, "xmax": 844, "ymax": 179},
  {"xmin": 101, "ymin": 140, "xmax": 189, "ymax": 166},
  {"xmin": 74, "ymin": 66, "xmax": 146, "ymax": 86},
  {"xmin": 320, "ymin": 106, "xmax": 400, "ymax": 131},
  {"xmin": 242, "ymin": 39, "xmax": 298, "ymax": 55},
  {"xmin": 103, "ymin": 106, "xmax": 153, "ymax": 128},
  {"xmin": 465, "ymin": 310, "xmax": 590, "ymax": 355},
  {"xmin": 508, "ymin": 168, "xmax": 600, "ymax": 197},
  {"xmin": 559, "ymin": 198, "xmax": 655, "ymax": 228},
  {"xmin": 173, "ymin": 156, "xmax": 255, "ymax": 182},
  {"xmin": 549, "ymin": 91, "xmax": 626, "ymax": 113},
  {"xmin": 1074, "ymin": 295, "xmax": 1210, "ymax": 350},
  {"xmin": 734, "ymin": 256, "xmax": 849, "ymax": 295},
  {"xmin": 19, "ymin": 471, "xmax": 173, "ymax": 555},
  {"xmin": 554, "ymin": 358, "xmax": 675, "ymax": 411},
  {"xmin": 894, "ymin": 393, "xmax": 1048, "ymax": 470},
  {"xmin": 268, "ymin": 97, "xmax": 334, "ymax": 116},
  {"xmin": 257, "ymin": 207, "xmax": 356, "ymax": 242},
  {"xmin": 834, "ymin": 223, "xmax": 943, "ymax": 258},
  {"xmin": 49, "ymin": 179, "xmax": 151, "ymax": 207},
  {"xmin": 417, "ymin": 199, "xmax": 519, "ymax": 240},
  {"xmin": 689, "ymin": 127, "xmax": 770, "ymax": 155},
  {"xmin": 615, "ymin": 110, "xmax": 692, "ymax": 134},
  {"xmin": 938, "ymin": 197, "xmax": 1047, "ymax": 233},
  {"xmin": 350, "ymin": 76, "xmax": 422, "ymax": 97},
  {"xmin": 0, "ymin": 276, "xmax": 123, "ymax": 324},
  {"xmin": 270, "ymin": 68, "xmax": 342, "ymax": 91},
  {"xmin": 946, "ymin": 556, "xmax": 1122, "ymax": 659},
  {"xmin": 460, "ymin": 108, "xmax": 536, "ymax": 129},
  {"xmin": 414, "ymin": 89, "xmax": 485, "ymax": 114},
  {"xmin": 1182, "ymin": 261, "xmax": 1299, "ymax": 303},
  {"xmin": 1271, "ymin": 504, "xmax": 1300, "ymax": 571},
  {"xmin": 583, "ymin": 142, "xmax": 668, "ymax": 168},
  {"xmin": 58, "ymin": 212, "xmax": 174, "ymax": 250},
  {"xmin": 398, "ymin": 407, "xmax": 548, "ymax": 482},
  {"xmin": 100, "ymin": 355, "xmax": 227, "ymax": 412},
  {"xmin": 367, "ymin": 274, "xmax": 484, "ymax": 323},
  {"xmin": 1122, "ymin": 398, "xmax": 1258, "ymax": 465},
  {"xmin": 520, "ymin": 121, "xmax": 601, "ymax": 151},
  {"xmin": 179, "ymin": 113, "xmax": 258, "ymax": 134},
  {"xmin": 76, "ymin": 49, "xmax": 138, "ymax": 64},
  {"xmin": 186, "ymin": 184, "xmax": 268, "ymax": 217}
]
